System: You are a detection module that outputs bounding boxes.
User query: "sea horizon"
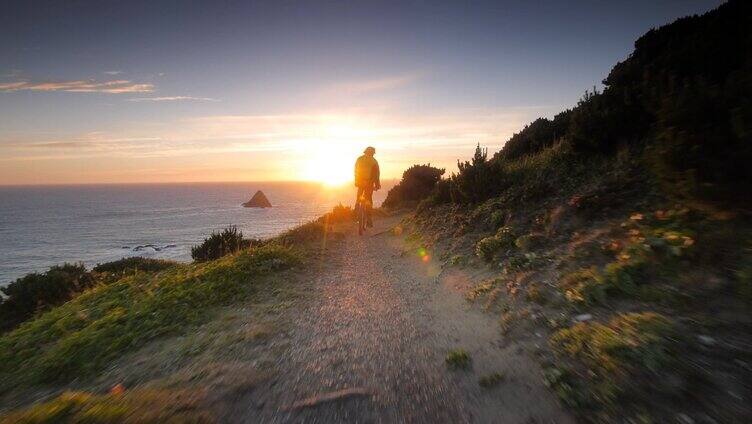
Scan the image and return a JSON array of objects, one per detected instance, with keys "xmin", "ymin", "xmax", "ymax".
[
  {"xmin": 0, "ymin": 178, "xmax": 399, "ymax": 188},
  {"xmin": 0, "ymin": 181, "xmax": 393, "ymax": 286}
]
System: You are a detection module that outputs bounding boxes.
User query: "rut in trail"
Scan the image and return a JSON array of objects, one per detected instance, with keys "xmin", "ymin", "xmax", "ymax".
[{"xmin": 222, "ymin": 216, "xmax": 573, "ymax": 423}]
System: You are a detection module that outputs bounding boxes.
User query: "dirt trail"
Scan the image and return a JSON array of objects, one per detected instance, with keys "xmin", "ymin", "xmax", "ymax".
[{"xmin": 222, "ymin": 215, "xmax": 573, "ymax": 423}]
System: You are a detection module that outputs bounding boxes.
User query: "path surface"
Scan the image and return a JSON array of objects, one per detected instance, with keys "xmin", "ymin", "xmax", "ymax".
[{"xmin": 226, "ymin": 215, "xmax": 573, "ymax": 423}]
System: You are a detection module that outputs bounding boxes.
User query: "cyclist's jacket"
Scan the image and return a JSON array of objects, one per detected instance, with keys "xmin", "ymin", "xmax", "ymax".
[{"xmin": 354, "ymin": 154, "xmax": 380, "ymax": 188}]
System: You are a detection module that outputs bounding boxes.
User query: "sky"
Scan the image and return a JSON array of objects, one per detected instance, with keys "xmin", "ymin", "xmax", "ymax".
[{"xmin": 0, "ymin": 0, "xmax": 721, "ymax": 185}]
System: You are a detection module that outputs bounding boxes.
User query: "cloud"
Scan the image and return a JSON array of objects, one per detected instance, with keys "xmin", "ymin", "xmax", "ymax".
[
  {"xmin": 323, "ymin": 73, "xmax": 420, "ymax": 96},
  {"xmin": 24, "ymin": 141, "xmax": 94, "ymax": 149},
  {"xmin": 103, "ymin": 70, "xmax": 123, "ymax": 75},
  {"xmin": 0, "ymin": 79, "xmax": 153, "ymax": 94},
  {"xmin": 127, "ymin": 96, "xmax": 219, "ymax": 102},
  {"xmin": 0, "ymin": 108, "xmax": 544, "ymax": 172}
]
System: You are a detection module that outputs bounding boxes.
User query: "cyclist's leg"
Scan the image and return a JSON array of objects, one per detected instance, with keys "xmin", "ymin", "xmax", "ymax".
[
  {"xmin": 365, "ymin": 186, "xmax": 374, "ymax": 227},
  {"xmin": 355, "ymin": 186, "xmax": 364, "ymax": 218}
]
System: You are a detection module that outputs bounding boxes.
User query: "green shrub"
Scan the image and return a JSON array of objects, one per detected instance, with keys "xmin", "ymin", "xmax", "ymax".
[
  {"xmin": 601, "ymin": 258, "xmax": 650, "ymax": 297},
  {"xmin": 490, "ymin": 210, "xmax": 506, "ymax": 229},
  {"xmin": 543, "ymin": 366, "xmax": 589, "ymax": 408},
  {"xmin": 416, "ymin": 178, "xmax": 451, "ymax": 213},
  {"xmin": 448, "ymin": 255, "xmax": 467, "ymax": 267},
  {"xmin": 445, "ymin": 349, "xmax": 471, "ymax": 369},
  {"xmin": 466, "ymin": 277, "xmax": 503, "ymax": 301},
  {"xmin": 450, "ymin": 144, "xmax": 503, "ymax": 204},
  {"xmin": 550, "ymin": 312, "xmax": 677, "ymax": 409},
  {"xmin": 504, "ymin": 254, "xmax": 534, "ymax": 273},
  {"xmin": 318, "ymin": 203, "xmax": 353, "ymax": 224},
  {"xmin": 559, "ymin": 267, "xmax": 606, "ymax": 305},
  {"xmin": 191, "ymin": 226, "xmax": 251, "ymax": 262},
  {"xmin": 383, "ymin": 164, "xmax": 445, "ymax": 209},
  {"xmin": 0, "ymin": 263, "xmax": 95, "ymax": 333},
  {"xmin": 526, "ymin": 283, "xmax": 548, "ymax": 305},
  {"xmin": 93, "ymin": 257, "xmax": 178, "ymax": 277},
  {"xmin": 476, "ymin": 236, "xmax": 503, "ymax": 262},
  {"xmin": 515, "ymin": 233, "xmax": 546, "ymax": 251},
  {"xmin": 476, "ymin": 226, "xmax": 517, "ymax": 262},
  {"xmin": 0, "ymin": 389, "xmax": 212, "ymax": 423},
  {"xmin": 478, "ymin": 372, "xmax": 505, "ymax": 388}
]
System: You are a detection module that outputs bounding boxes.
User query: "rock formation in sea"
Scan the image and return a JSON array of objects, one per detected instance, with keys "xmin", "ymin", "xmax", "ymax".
[{"xmin": 242, "ymin": 190, "xmax": 272, "ymax": 208}]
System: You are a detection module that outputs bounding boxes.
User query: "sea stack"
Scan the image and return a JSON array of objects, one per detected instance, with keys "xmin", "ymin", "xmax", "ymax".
[{"xmin": 243, "ymin": 190, "xmax": 272, "ymax": 208}]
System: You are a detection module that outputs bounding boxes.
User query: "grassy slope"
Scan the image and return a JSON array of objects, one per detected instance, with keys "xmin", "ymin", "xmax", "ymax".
[
  {"xmin": 0, "ymin": 211, "xmax": 350, "ymax": 421},
  {"xmin": 0, "ymin": 244, "xmax": 301, "ymax": 392},
  {"xmin": 407, "ymin": 141, "xmax": 752, "ymax": 422},
  {"xmin": 0, "ymin": 390, "xmax": 213, "ymax": 424},
  {"xmin": 0, "ymin": 242, "xmax": 305, "ymax": 422}
]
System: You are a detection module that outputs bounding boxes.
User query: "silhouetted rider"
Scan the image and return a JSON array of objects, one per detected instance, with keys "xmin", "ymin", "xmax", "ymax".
[{"xmin": 354, "ymin": 146, "xmax": 380, "ymax": 227}]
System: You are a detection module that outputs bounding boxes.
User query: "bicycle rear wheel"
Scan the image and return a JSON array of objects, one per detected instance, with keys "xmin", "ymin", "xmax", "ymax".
[{"xmin": 357, "ymin": 202, "xmax": 365, "ymax": 235}]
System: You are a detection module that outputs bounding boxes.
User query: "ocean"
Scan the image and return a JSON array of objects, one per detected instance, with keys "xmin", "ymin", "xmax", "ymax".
[{"xmin": 0, "ymin": 182, "xmax": 391, "ymax": 286}]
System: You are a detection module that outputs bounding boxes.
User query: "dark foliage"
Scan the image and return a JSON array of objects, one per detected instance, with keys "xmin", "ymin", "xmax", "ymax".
[
  {"xmin": 318, "ymin": 203, "xmax": 354, "ymax": 223},
  {"xmin": 93, "ymin": 257, "xmax": 178, "ymax": 277},
  {"xmin": 493, "ymin": 111, "xmax": 571, "ymax": 161},
  {"xmin": 567, "ymin": 88, "xmax": 647, "ymax": 153},
  {"xmin": 450, "ymin": 144, "xmax": 503, "ymax": 204},
  {"xmin": 601, "ymin": 0, "xmax": 752, "ymax": 202},
  {"xmin": 0, "ymin": 263, "xmax": 96, "ymax": 333},
  {"xmin": 429, "ymin": 178, "xmax": 452, "ymax": 205},
  {"xmin": 191, "ymin": 226, "xmax": 251, "ymax": 262},
  {"xmin": 383, "ymin": 164, "xmax": 445, "ymax": 209},
  {"xmin": 450, "ymin": 0, "xmax": 751, "ymax": 206}
]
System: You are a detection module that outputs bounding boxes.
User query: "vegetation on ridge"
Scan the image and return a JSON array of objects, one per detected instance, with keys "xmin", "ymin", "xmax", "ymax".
[
  {"xmin": 0, "ymin": 244, "xmax": 299, "ymax": 392},
  {"xmin": 392, "ymin": 1, "xmax": 752, "ymax": 422}
]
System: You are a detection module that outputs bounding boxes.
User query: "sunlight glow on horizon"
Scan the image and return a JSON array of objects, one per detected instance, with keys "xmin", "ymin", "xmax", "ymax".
[
  {"xmin": 0, "ymin": 1, "xmax": 718, "ymax": 185},
  {"xmin": 0, "ymin": 109, "xmax": 534, "ymax": 185}
]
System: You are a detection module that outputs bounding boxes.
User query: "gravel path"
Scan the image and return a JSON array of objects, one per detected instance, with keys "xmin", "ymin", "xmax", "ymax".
[{"xmin": 226, "ymin": 216, "xmax": 573, "ymax": 423}]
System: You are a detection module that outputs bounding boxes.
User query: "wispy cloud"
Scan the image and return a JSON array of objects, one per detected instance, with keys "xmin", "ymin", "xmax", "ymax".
[
  {"xmin": 127, "ymin": 96, "xmax": 219, "ymax": 102},
  {"xmin": 0, "ymin": 79, "xmax": 153, "ymax": 94},
  {"xmin": 103, "ymin": 70, "xmax": 123, "ymax": 75},
  {"xmin": 0, "ymin": 107, "xmax": 546, "ymax": 182},
  {"xmin": 323, "ymin": 73, "xmax": 420, "ymax": 96}
]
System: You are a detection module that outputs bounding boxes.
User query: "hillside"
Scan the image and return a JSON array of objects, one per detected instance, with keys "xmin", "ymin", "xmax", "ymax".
[
  {"xmin": 385, "ymin": 0, "xmax": 751, "ymax": 422},
  {"xmin": 0, "ymin": 1, "xmax": 750, "ymax": 423}
]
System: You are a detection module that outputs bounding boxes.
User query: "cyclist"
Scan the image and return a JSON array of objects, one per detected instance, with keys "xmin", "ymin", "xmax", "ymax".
[{"xmin": 354, "ymin": 146, "xmax": 381, "ymax": 228}]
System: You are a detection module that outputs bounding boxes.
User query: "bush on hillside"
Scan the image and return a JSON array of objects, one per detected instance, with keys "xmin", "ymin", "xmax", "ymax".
[
  {"xmin": 650, "ymin": 75, "xmax": 752, "ymax": 203},
  {"xmin": 0, "ymin": 263, "xmax": 96, "ymax": 333},
  {"xmin": 450, "ymin": 144, "xmax": 503, "ymax": 204},
  {"xmin": 93, "ymin": 257, "xmax": 178, "ymax": 277},
  {"xmin": 493, "ymin": 111, "xmax": 571, "ymax": 161},
  {"xmin": 318, "ymin": 203, "xmax": 354, "ymax": 223},
  {"xmin": 416, "ymin": 178, "xmax": 451, "ymax": 214},
  {"xmin": 567, "ymin": 89, "xmax": 631, "ymax": 153},
  {"xmin": 191, "ymin": 226, "xmax": 251, "ymax": 262},
  {"xmin": 383, "ymin": 164, "xmax": 445, "ymax": 209}
]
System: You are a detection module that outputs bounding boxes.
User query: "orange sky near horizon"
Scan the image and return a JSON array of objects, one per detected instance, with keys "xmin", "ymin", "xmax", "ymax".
[
  {"xmin": 0, "ymin": 109, "xmax": 537, "ymax": 186},
  {"xmin": 1, "ymin": 1, "xmax": 717, "ymax": 186}
]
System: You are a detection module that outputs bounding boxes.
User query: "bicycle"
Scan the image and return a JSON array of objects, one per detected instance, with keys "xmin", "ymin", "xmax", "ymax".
[{"xmin": 354, "ymin": 193, "xmax": 370, "ymax": 236}]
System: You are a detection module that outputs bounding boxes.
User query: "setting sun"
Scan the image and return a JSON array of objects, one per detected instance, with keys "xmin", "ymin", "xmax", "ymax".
[{"xmin": 300, "ymin": 148, "xmax": 355, "ymax": 185}]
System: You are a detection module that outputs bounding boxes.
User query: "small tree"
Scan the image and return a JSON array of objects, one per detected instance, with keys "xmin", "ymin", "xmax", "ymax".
[
  {"xmin": 450, "ymin": 144, "xmax": 502, "ymax": 204},
  {"xmin": 383, "ymin": 164, "xmax": 445, "ymax": 208},
  {"xmin": 0, "ymin": 263, "xmax": 96, "ymax": 333},
  {"xmin": 191, "ymin": 226, "xmax": 250, "ymax": 262}
]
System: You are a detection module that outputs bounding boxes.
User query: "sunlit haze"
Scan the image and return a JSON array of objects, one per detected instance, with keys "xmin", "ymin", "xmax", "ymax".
[{"xmin": 0, "ymin": 0, "xmax": 719, "ymax": 185}]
